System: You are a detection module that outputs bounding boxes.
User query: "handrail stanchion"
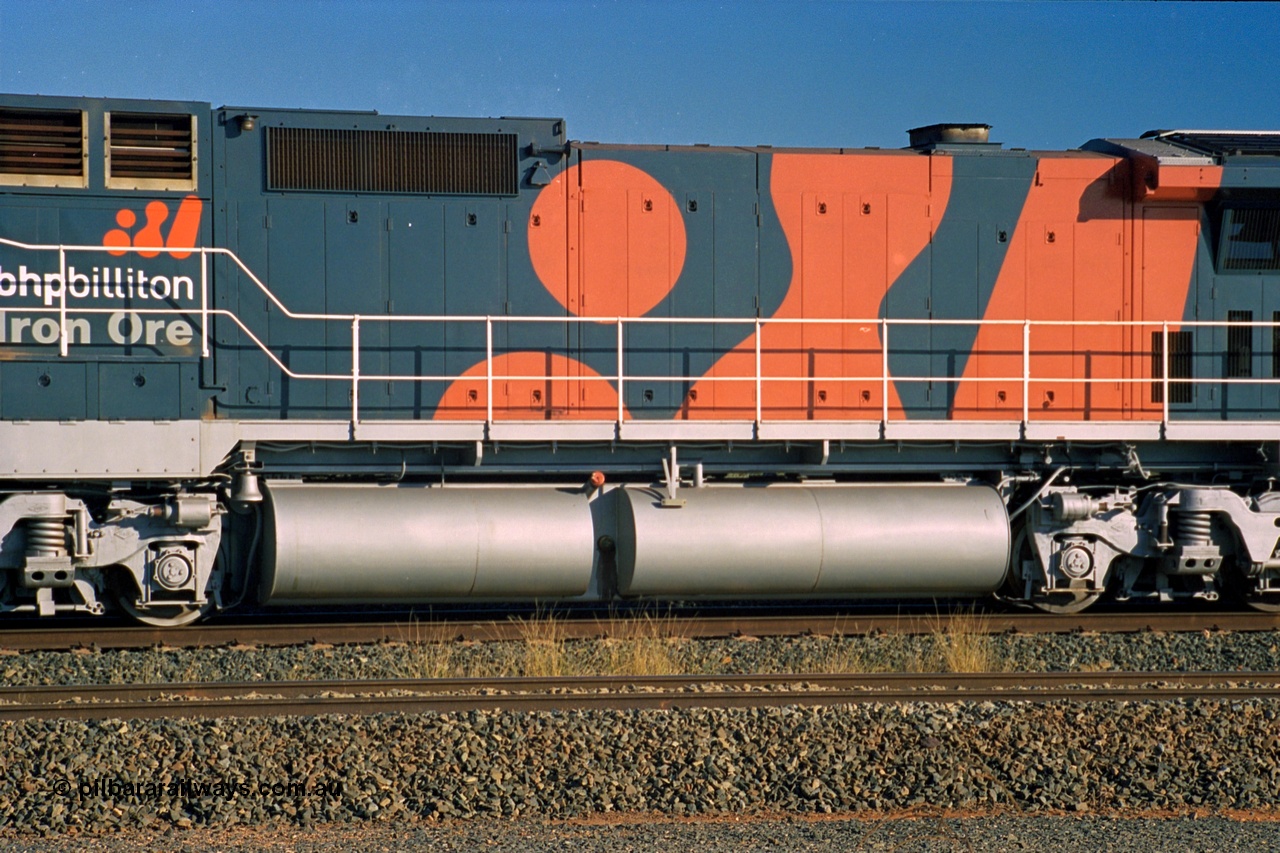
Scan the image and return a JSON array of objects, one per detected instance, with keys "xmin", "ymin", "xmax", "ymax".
[
  {"xmin": 486, "ymin": 316, "xmax": 494, "ymax": 427},
  {"xmin": 881, "ymin": 319, "xmax": 890, "ymax": 426},
  {"xmin": 1162, "ymin": 322, "xmax": 1170, "ymax": 429},
  {"xmin": 58, "ymin": 247, "xmax": 68, "ymax": 357},
  {"xmin": 1022, "ymin": 320, "xmax": 1031, "ymax": 428},
  {"xmin": 616, "ymin": 318, "xmax": 625, "ymax": 426},
  {"xmin": 200, "ymin": 249, "xmax": 210, "ymax": 358},
  {"xmin": 755, "ymin": 317, "xmax": 763, "ymax": 426},
  {"xmin": 350, "ymin": 315, "xmax": 361, "ymax": 430}
]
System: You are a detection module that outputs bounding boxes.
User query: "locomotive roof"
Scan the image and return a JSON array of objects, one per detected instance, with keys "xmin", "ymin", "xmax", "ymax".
[
  {"xmin": 1084, "ymin": 131, "xmax": 1280, "ymax": 166},
  {"xmin": 571, "ymin": 140, "xmax": 1114, "ymax": 159}
]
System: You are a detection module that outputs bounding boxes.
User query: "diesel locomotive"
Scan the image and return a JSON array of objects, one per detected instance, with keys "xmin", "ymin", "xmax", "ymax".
[{"xmin": 1, "ymin": 93, "xmax": 1279, "ymax": 625}]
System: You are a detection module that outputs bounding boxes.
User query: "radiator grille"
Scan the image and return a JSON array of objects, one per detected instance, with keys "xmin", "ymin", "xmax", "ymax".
[
  {"xmin": 0, "ymin": 107, "xmax": 84, "ymax": 178},
  {"xmin": 108, "ymin": 112, "xmax": 194, "ymax": 183},
  {"xmin": 266, "ymin": 127, "xmax": 518, "ymax": 195}
]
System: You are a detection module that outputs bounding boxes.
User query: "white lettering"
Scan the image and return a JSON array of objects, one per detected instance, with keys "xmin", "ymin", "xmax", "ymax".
[
  {"xmin": 19, "ymin": 266, "xmax": 40, "ymax": 297},
  {"xmin": 108, "ymin": 311, "xmax": 142, "ymax": 344},
  {"xmin": 167, "ymin": 319, "xmax": 193, "ymax": 347},
  {"xmin": 41, "ymin": 272, "xmax": 64, "ymax": 307},
  {"xmin": 30, "ymin": 318, "xmax": 59, "ymax": 345},
  {"xmin": 68, "ymin": 267, "xmax": 90, "ymax": 298},
  {"xmin": 66, "ymin": 317, "xmax": 90, "ymax": 344},
  {"xmin": 0, "ymin": 309, "xmax": 199, "ymax": 348},
  {"xmin": 0, "ymin": 264, "xmax": 197, "ymax": 305}
]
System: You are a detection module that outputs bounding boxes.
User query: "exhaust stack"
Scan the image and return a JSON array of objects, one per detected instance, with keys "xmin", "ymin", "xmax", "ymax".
[{"xmin": 907, "ymin": 123, "xmax": 994, "ymax": 151}]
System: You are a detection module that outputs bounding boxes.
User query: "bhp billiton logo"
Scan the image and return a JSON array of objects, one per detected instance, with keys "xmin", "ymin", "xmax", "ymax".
[
  {"xmin": 0, "ymin": 196, "xmax": 203, "ymax": 307},
  {"xmin": 103, "ymin": 196, "xmax": 202, "ymax": 258},
  {"xmin": 0, "ymin": 195, "xmax": 205, "ymax": 345}
]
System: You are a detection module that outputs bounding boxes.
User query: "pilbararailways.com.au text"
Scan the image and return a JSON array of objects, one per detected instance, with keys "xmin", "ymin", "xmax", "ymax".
[{"xmin": 48, "ymin": 777, "xmax": 344, "ymax": 801}]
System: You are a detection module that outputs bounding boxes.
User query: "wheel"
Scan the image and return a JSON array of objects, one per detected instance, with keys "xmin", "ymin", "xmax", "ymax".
[
  {"xmin": 116, "ymin": 592, "xmax": 213, "ymax": 627},
  {"xmin": 1226, "ymin": 563, "xmax": 1280, "ymax": 613},
  {"xmin": 1242, "ymin": 595, "xmax": 1280, "ymax": 614},
  {"xmin": 1005, "ymin": 527, "xmax": 1103, "ymax": 614},
  {"xmin": 1029, "ymin": 589, "xmax": 1103, "ymax": 615}
]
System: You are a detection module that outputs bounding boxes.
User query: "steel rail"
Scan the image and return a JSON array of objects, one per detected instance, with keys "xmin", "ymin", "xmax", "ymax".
[
  {"xmin": 1, "ymin": 611, "xmax": 1277, "ymax": 652},
  {"xmin": 2, "ymin": 671, "xmax": 1278, "ymax": 721}
]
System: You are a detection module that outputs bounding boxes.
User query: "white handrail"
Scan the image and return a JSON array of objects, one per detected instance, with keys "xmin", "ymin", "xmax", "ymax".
[{"xmin": 2, "ymin": 237, "xmax": 1278, "ymax": 435}]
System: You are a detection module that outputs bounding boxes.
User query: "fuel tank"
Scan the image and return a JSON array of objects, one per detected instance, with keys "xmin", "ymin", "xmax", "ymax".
[
  {"xmin": 259, "ymin": 484, "xmax": 596, "ymax": 603},
  {"xmin": 615, "ymin": 484, "xmax": 1010, "ymax": 596}
]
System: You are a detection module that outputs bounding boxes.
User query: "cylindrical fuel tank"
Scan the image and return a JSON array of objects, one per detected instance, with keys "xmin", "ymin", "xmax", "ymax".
[
  {"xmin": 615, "ymin": 484, "xmax": 1009, "ymax": 596},
  {"xmin": 260, "ymin": 484, "xmax": 596, "ymax": 604}
]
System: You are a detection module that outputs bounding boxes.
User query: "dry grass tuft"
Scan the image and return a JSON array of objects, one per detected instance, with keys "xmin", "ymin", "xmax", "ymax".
[
  {"xmin": 601, "ymin": 612, "xmax": 685, "ymax": 676},
  {"xmin": 793, "ymin": 632, "xmax": 868, "ymax": 674},
  {"xmin": 928, "ymin": 607, "xmax": 1003, "ymax": 673},
  {"xmin": 394, "ymin": 605, "xmax": 1010, "ymax": 681},
  {"xmin": 395, "ymin": 617, "xmax": 462, "ymax": 679},
  {"xmin": 516, "ymin": 612, "xmax": 581, "ymax": 678},
  {"xmin": 398, "ymin": 640, "xmax": 459, "ymax": 679}
]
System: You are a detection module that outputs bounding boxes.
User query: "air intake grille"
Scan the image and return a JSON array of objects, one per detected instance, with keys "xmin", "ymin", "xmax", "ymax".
[
  {"xmin": 1273, "ymin": 312, "xmax": 1280, "ymax": 379},
  {"xmin": 266, "ymin": 127, "xmax": 519, "ymax": 195},
  {"xmin": 108, "ymin": 112, "xmax": 194, "ymax": 182},
  {"xmin": 1227, "ymin": 310, "xmax": 1253, "ymax": 378},
  {"xmin": 1221, "ymin": 208, "xmax": 1280, "ymax": 271},
  {"xmin": 1151, "ymin": 330, "xmax": 1193, "ymax": 404},
  {"xmin": 0, "ymin": 107, "xmax": 84, "ymax": 178}
]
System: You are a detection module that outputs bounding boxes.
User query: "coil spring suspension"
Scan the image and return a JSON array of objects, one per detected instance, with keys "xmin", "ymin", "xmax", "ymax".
[
  {"xmin": 25, "ymin": 518, "xmax": 67, "ymax": 557},
  {"xmin": 1177, "ymin": 509, "xmax": 1212, "ymax": 547}
]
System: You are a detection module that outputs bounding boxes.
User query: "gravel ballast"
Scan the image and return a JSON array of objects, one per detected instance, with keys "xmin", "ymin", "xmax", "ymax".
[
  {"xmin": 1, "ymin": 628, "xmax": 1279, "ymax": 841},
  {"xmin": 1, "ymin": 700, "xmax": 1278, "ymax": 832},
  {"xmin": 2, "ymin": 628, "xmax": 1279, "ymax": 686},
  {"xmin": 4, "ymin": 814, "xmax": 1280, "ymax": 852}
]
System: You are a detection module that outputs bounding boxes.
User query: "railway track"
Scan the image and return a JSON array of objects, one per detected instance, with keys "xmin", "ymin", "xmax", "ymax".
[
  {"xmin": 4, "ymin": 671, "xmax": 1280, "ymax": 720},
  {"xmin": 1, "ymin": 610, "xmax": 1278, "ymax": 651}
]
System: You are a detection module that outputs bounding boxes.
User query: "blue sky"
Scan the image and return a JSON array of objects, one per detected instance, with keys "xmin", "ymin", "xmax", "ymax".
[{"xmin": 0, "ymin": 1, "xmax": 1275, "ymax": 151}]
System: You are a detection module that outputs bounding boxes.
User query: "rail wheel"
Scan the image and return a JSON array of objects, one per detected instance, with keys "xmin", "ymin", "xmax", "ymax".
[
  {"xmin": 1029, "ymin": 588, "xmax": 1103, "ymax": 615},
  {"xmin": 1242, "ymin": 596, "xmax": 1280, "ymax": 614},
  {"xmin": 1006, "ymin": 528, "xmax": 1103, "ymax": 614},
  {"xmin": 1240, "ymin": 595, "xmax": 1280, "ymax": 614},
  {"xmin": 112, "ymin": 565, "xmax": 214, "ymax": 627},
  {"xmin": 115, "ymin": 593, "xmax": 212, "ymax": 627},
  {"xmin": 1226, "ymin": 564, "xmax": 1280, "ymax": 613}
]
